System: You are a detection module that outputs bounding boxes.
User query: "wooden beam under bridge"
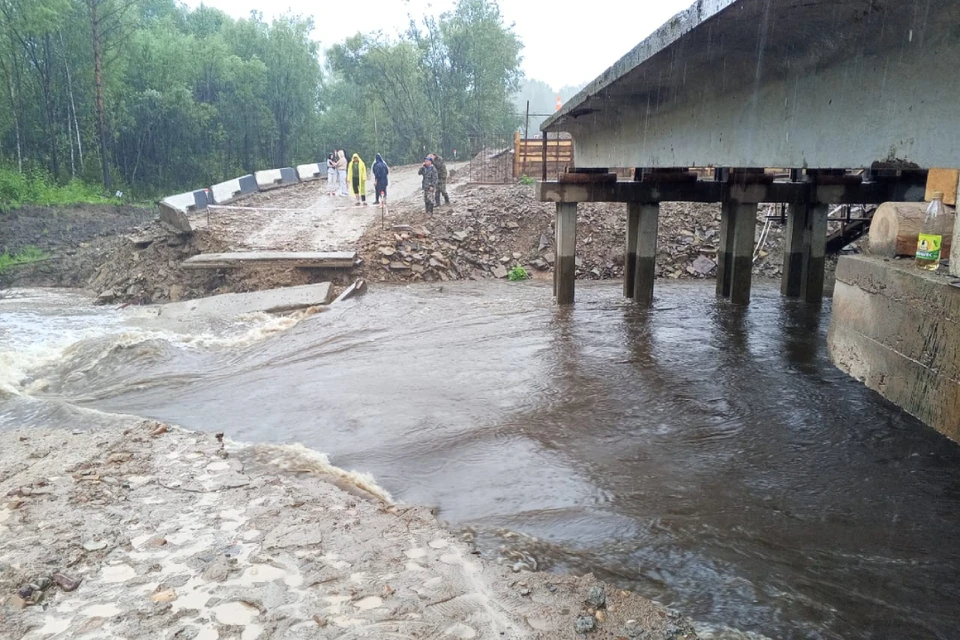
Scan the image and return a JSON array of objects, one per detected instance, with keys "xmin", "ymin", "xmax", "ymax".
[
  {"xmin": 540, "ymin": 172, "xmax": 927, "ymax": 307},
  {"xmin": 538, "ymin": 179, "xmax": 923, "ymax": 206}
]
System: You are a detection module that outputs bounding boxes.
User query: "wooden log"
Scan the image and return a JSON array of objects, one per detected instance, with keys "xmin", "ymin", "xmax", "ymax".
[{"xmin": 868, "ymin": 202, "xmax": 955, "ymax": 257}]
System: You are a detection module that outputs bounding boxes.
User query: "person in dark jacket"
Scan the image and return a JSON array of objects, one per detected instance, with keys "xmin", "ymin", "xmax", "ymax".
[
  {"xmin": 418, "ymin": 157, "xmax": 438, "ymax": 214},
  {"xmin": 372, "ymin": 153, "xmax": 389, "ymax": 204},
  {"xmin": 429, "ymin": 153, "xmax": 450, "ymax": 206}
]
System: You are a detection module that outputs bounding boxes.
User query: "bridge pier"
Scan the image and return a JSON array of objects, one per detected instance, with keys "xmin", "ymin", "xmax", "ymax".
[
  {"xmin": 781, "ymin": 203, "xmax": 806, "ymax": 298},
  {"xmin": 634, "ymin": 203, "xmax": 660, "ymax": 306},
  {"xmin": 716, "ymin": 200, "xmax": 735, "ymax": 299},
  {"xmin": 555, "ymin": 202, "xmax": 578, "ymax": 305},
  {"xmin": 729, "ymin": 202, "xmax": 758, "ymax": 305},
  {"xmin": 782, "ymin": 201, "xmax": 829, "ymax": 302},
  {"xmin": 624, "ymin": 203, "xmax": 640, "ymax": 298},
  {"xmin": 800, "ymin": 203, "xmax": 829, "ymax": 303},
  {"xmin": 716, "ymin": 197, "xmax": 758, "ymax": 305}
]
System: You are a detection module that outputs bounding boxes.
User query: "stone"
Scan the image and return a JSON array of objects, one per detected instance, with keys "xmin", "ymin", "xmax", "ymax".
[
  {"xmin": 97, "ymin": 290, "xmax": 117, "ymax": 303},
  {"xmin": 202, "ymin": 555, "xmax": 232, "ymax": 582},
  {"xmin": 587, "ymin": 585, "xmax": 606, "ymax": 608},
  {"xmin": 503, "ymin": 221, "xmax": 520, "ymax": 230},
  {"xmin": 151, "ymin": 589, "xmax": 177, "ymax": 603},
  {"xmin": 492, "ymin": 266, "xmax": 509, "ymax": 279},
  {"xmin": 453, "ymin": 231, "xmax": 470, "ymax": 241},
  {"xmin": 544, "ymin": 252, "xmax": 556, "ymax": 264},
  {"xmin": 389, "ymin": 262, "xmax": 410, "ymax": 271},
  {"xmin": 83, "ymin": 540, "xmax": 108, "ymax": 552},
  {"xmin": 513, "ymin": 252, "xmax": 522, "ymax": 260},
  {"xmin": 378, "ymin": 247, "xmax": 396, "ymax": 256},
  {"xmin": 539, "ymin": 234, "xmax": 550, "ymax": 251},
  {"xmin": 691, "ymin": 255, "xmax": 716, "ymax": 275},
  {"xmin": 500, "ymin": 256, "xmax": 511, "ymax": 264},
  {"xmin": 574, "ymin": 615, "xmax": 596, "ymax": 634}
]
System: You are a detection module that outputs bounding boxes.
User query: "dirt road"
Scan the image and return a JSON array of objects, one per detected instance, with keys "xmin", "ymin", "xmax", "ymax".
[{"xmin": 202, "ymin": 164, "xmax": 445, "ymax": 253}]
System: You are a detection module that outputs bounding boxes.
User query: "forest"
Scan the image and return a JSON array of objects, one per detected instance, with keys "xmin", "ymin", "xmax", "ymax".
[{"xmin": 0, "ymin": 0, "xmax": 524, "ymax": 200}]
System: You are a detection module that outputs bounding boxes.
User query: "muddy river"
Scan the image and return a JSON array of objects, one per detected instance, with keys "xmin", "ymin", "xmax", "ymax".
[{"xmin": 2, "ymin": 282, "xmax": 958, "ymax": 639}]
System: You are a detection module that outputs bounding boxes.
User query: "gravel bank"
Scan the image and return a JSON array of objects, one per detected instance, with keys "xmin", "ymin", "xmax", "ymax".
[{"xmin": 0, "ymin": 422, "xmax": 699, "ymax": 639}]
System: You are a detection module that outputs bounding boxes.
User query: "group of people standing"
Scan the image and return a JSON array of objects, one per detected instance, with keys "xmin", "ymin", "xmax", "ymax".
[
  {"xmin": 326, "ymin": 150, "xmax": 390, "ymax": 206},
  {"xmin": 323, "ymin": 150, "xmax": 449, "ymax": 214}
]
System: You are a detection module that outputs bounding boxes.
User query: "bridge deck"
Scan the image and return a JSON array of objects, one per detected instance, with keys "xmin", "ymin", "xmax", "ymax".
[{"xmin": 543, "ymin": 0, "xmax": 960, "ymax": 170}]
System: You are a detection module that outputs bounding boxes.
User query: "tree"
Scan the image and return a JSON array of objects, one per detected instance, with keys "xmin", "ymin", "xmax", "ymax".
[{"xmin": 84, "ymin": 0, "xmax": 137, "ymax": 190}]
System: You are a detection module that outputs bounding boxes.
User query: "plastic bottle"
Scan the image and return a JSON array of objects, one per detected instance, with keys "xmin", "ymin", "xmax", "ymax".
[{"xmin": 916, "ymin": 191, "xmax": 946, "ymax": 271}]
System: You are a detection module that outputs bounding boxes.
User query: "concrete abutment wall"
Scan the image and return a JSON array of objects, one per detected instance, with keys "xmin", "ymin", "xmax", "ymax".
[{"xmin": 828, "ymin": 255, "xmax": 960, "ymax": 442}]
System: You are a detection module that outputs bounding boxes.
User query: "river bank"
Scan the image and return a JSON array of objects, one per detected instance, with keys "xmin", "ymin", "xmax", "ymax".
[
  {"xmin": 0, "ymin": 421, "xmax": 698, "ymax": 639},
  {"xmin": 1, "ymin": 171, "xmax": 835, "ymax": 305}
]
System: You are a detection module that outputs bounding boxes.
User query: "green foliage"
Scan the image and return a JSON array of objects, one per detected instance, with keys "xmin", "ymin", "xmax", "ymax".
[
  {"xmin": 0, "ymin": 0, "xmax": 523, "ymax": 196},
  {"xmin": 508, "ymin": 265, "xmax": 529, "ymax": 281},
  {"xmin": 0, "ymin": 167, "xmax": 110, "ymax": 208},
  {"xmin": 0, "ymin": 245, "xmax": 50, "ymax": 273},
  {"xmin": 327, "ymin": 0, "xmax": 524, "ymax": 164},
  {"xmin": 518, "ymin": 175, "xmax": 535, "ymax": 186}
]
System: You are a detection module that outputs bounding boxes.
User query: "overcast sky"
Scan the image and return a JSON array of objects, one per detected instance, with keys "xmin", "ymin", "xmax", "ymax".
[{"xmin": 182, "ymin": 0, "xmax": 692, "ymax": 89}]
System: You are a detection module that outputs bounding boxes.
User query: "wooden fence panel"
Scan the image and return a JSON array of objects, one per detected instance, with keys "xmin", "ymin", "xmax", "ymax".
[{"xmin": 513, "ymin": 132, "xmax": 574, "ymax": 179}]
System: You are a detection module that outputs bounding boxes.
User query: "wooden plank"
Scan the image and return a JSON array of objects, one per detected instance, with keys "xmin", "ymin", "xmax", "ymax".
[
  {"xmin": 183, "ymin": 251, "xmax": 357, "ymax": 270},
  {"xmin": 926, "ymin": 168, "xmax": 959, "ymax": 206}
]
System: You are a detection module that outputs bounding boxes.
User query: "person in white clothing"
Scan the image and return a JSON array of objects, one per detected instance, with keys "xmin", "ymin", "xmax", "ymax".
[
  {"xmin": 336, "ymin": 150, "xmax": 348, "ymax": 196},
  {"xmin": 325, "ymin": 152, "xmax": 337, "ymax": 195}
]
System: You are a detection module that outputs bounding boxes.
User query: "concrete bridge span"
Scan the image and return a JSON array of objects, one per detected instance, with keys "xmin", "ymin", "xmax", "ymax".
[
  {"xmin": 539, "ymin": 0, "xmax": 957, "ymax": 306},
  {"xmin": 545, "ymin": 0, "xmax": 960, "ymax": 170}
]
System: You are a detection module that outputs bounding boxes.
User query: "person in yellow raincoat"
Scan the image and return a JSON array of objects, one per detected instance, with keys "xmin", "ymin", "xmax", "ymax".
[{"xmin": 347, "ymin": 153, "xmax": 368, "ymax": 206}]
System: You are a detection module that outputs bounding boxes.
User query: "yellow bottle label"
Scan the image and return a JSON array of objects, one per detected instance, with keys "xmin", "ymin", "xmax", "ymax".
[{"xmin": 916, "ymin": 234, "xmax": 942, "ymax": 261}]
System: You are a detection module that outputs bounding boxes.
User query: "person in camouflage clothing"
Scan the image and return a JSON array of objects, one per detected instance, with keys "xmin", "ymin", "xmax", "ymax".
[
  {"xmin": 418, "ymin": 157, "xmax": 438, "ymax": 214},
  {"xmin": 429, "ymin": 153, "xmax": 450, "ymax": 206}
]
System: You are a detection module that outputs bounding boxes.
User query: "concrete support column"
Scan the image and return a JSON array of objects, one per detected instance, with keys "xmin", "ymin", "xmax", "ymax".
[
  {"xmin": 624, "ymin": 203, "xmax": 640, "ymax": 298},
  {"xmin": 556, "ymin": 202, "xmax": 578, "ymax": 305},
  {"xmin": 716, "ymin": 200, "xmax": 736, "ymax": 298},
  {"xmin": 781, "ymin": 203, "xmax": 806, "ymax": 297},
  {"xmin": 800, "ymin": 203, "xmax": 829, "ymax": 303},
  {"xmin": 634, "ymin": 204, "xmax": 660, "ymax": 306},
  {"xmin": 729, "ymin": 202, "xmax": 758, "ymax": 305}
]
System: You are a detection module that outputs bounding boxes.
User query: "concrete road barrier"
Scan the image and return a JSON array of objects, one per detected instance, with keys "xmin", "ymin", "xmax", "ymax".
[
  {"xmin": 161, "ymin": 189, "xmax": 209, "ymax": 213},
  {"xmin": 255, "ymin": 168, "xmax": 299, "ymax": 191},
  {"xmin": 297, "ymin": 163, "xmax": 323, "ymax": 181},
  {"xmin": 210, "ymin": 174, "xmax": 257, "ymax": 204}
]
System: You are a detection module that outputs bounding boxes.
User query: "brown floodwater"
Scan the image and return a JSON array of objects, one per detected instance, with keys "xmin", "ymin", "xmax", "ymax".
[{"xmin": 3, "ymin": 281, "xmax": 959, "ymax": 639}]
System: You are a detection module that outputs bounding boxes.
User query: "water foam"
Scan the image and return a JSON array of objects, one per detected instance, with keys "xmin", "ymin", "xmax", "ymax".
[
  {"xmin": 237, "ymin": 441, "xmax": 394, "ymax": 504},
  {"xmin": 1, "ymin": 294, "xmax": 319, "ymax": 395}
]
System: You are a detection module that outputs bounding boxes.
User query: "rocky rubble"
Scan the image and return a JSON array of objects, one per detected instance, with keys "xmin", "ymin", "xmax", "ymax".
[{"xmin": 359, "ymin": 183, "xmax": 788, "ymax": 284}]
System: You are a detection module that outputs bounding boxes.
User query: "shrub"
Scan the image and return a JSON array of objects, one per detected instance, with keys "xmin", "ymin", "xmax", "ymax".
[
  {"xmin": 508, "ymin": 265, "xmax": 529, "ymax": 281},
  {"xmin": 0, "ymin": 166, "xmax": 112, "ymax": 210}
]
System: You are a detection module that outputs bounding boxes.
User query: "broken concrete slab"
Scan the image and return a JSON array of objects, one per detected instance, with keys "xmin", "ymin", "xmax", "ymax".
[
  {"xmin": 157, "ymin": 283, "xmax": 334, "ymax": 319},
  {"xmin": 161, "ymin": 189, "xmax": 209, "ymax": 214},
  {"xmin": 333, "ymin": 279, "xmax": 367, "ymax": 303},
  {"xmin": 158, "ymin": 202, "xmax": 193, "ymax": 234},
  {"xmin": 182, "ymin": 251, "xmax": 357, "ymax": 270}
]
